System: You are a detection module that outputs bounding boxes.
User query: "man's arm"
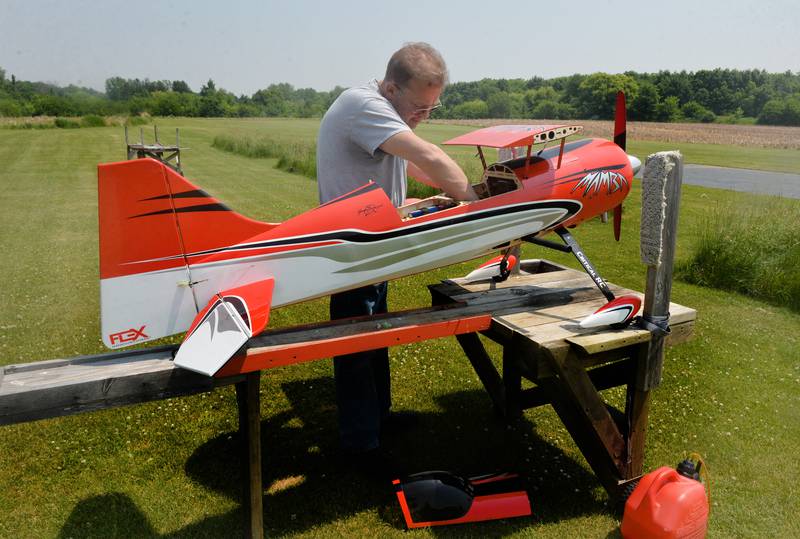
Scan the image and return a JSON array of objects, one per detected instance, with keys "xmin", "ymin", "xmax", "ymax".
[
  {"xmin": 381, "ymin": 131, "xmax": 477, "ymax": 201},
  {"xmin": 407, "ymin": 161, "xmax": 437, "ymax": 188}
]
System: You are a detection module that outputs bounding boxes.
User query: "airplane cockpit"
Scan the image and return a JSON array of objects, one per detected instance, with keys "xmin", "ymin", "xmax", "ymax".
[
  {"xmin": 398, "ymin": 162, "xmax": 523, "ymax": 220},
  {"xmin": 398, "ymin": 124, "xmax": 583, "ymax": 221}
]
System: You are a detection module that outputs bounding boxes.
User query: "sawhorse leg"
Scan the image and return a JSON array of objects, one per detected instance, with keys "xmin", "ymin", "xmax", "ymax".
[
  {"xmin": 455, "ymin": 333, "xmax": 507, "ymax": 416},
  {"xmin": 540, "ymin": 346, "xmax": 628, "ymax": 496},
  {"xmin": 236, "ymin": 372, "xmax": 264, "ymax": 539}
]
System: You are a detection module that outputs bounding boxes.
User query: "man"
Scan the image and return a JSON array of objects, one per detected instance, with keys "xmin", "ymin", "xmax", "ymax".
[{"xmin": 316, "ymin": 42, "xmax": 476, "ymax": 463}]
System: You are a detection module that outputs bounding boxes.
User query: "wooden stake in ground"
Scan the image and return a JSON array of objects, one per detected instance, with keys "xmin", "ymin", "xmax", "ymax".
[
  {"xmin": 637, "ymin": 151, "xmax": 684, "ymax": 390},
  {"xmin": 625, "ymin": 151, "xmax": 684, "ymax": 480}
]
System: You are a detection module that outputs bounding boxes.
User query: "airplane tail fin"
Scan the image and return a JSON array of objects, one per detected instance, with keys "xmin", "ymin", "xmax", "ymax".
[{"xmin": 98, "ymin": 158, "xmax": 276, "ymax": 348}]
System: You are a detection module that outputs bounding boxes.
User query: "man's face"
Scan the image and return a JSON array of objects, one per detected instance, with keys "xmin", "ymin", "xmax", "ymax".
[{"xmin": 386, "ymin": 78, "xmax": 442, "ymax": 129}]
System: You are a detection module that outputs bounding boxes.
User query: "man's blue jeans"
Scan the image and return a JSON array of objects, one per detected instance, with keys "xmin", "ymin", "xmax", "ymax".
[{"xmin": 330, "ymin": 282, "xmax": 391, "ymax": 452}]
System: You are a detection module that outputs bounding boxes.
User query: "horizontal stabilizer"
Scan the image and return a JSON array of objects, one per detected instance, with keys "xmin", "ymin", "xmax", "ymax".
[{"xmin": 174, "ymin": 278, "xmax": 274, "ymax": 376}]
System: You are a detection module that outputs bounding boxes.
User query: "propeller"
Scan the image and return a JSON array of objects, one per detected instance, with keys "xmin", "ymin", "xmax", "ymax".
[{"xmin": 612, "ymin": 91, "xmax": 626, "ymax": 242}]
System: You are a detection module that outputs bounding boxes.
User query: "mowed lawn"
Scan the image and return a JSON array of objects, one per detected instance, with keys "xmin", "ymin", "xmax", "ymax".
[{"xmin": 0, "ymin": 119, "xmax": 798, "ymax": 538}]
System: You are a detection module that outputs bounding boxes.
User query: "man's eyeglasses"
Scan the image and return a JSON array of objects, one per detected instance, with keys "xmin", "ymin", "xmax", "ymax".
[
  {"xmin": 412, "ymin": 101, "xmax": 442, "ymax": 116},
  {"xmin": 395, "ymin": 84, "xmax": 442, "ymax": 116}
]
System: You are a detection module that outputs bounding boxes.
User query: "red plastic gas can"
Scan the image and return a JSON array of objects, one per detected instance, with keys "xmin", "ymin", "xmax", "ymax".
[{"xmin": 621, "ymin": 466, "xmax": 709, "ymax": 539}]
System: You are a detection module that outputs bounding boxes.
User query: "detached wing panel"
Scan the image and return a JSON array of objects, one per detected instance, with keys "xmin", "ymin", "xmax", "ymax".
[{"xmin": 174, "ymin": 278, "xmax": 274, "ymax": 376}]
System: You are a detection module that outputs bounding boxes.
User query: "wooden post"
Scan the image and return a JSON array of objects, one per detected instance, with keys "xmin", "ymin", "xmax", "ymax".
[
  {"xmin": 509, "ymin": 244, "xmax": 521, "ymax": 275},
  {"xmin": 502, "ymin": 343, "xmax": 522, "ymax": 420},
  {"xmin": 236, "ymin": 372, "xmax": 263, "ymax": 539},
  {"xmin": 624, "ymin": 152, "xmax": 683, "ymax": 480},
  {"xmin": 454, "ymin": 333, "xmax": 507, "ymax": 415},
  {"xmin": 637, "ymin": 151, "xmax": 683, "ymax": 390}
]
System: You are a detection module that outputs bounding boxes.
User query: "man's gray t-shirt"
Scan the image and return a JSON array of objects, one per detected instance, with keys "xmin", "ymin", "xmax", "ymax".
[{"xmin": 317, "ymin": 80, "xmax": 411, "ymax": 207}]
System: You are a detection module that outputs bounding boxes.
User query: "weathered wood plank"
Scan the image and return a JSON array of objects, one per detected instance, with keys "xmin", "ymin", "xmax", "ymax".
[
  {"xmin": 0, "ymin": 345, "xmax": 250, "ymax": 426},
  {"xmin": 517, "ymin": 358, "xmax": 635, "ymax": 409}
]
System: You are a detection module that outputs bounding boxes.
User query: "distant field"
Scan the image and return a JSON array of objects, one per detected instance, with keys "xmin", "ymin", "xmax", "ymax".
[
  {"xmin": 2, "ymin": 114, "xmax": 798, "ymax": 174},
  {"xmin": 431, "ymin": 118, "xmax": 800, "ymax": 150},
  {"xmin": 0, "ymin": 119, "xmax": 798, "ymax": 538}
]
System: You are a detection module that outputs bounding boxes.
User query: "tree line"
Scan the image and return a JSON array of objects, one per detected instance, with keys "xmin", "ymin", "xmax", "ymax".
[{"xmin": 1, "ymin": 67, "xmax": 798, "ymax": 125}]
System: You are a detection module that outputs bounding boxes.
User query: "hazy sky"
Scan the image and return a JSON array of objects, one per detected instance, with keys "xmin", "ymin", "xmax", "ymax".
[{"xmin": 1, "ymin": 0, "xmax": 798, "ymax": 95}]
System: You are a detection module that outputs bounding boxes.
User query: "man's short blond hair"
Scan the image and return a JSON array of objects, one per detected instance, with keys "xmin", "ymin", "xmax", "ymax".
[{"xmin": 385, "ymin": 42, "xmax": 449, "ymax": 88}]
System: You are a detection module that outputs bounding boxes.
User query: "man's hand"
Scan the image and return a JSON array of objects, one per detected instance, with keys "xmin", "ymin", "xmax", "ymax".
[{"xmin": 381, "ymin": 131, "xmax": 478, "ymax": 201}]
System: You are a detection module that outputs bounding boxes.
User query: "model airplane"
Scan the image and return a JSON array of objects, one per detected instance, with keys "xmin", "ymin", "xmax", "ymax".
[{"xmin": 98, "ymin": 93, "xmax": 642, "ymax": 376}]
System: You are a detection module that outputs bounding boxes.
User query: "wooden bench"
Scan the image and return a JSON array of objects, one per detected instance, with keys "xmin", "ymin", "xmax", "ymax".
[{"xmin": 429, "ymin": 259, "xmax": 696, "ymax": 495}]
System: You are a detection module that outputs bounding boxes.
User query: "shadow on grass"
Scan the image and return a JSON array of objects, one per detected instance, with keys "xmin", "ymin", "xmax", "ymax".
[
  {"xmin": 58, "ymin": 493, "xmax": 158, "ymax": 538},
  {"xmin": 59, "ymin": 376, "xmax": 614, "ymax": 537}
]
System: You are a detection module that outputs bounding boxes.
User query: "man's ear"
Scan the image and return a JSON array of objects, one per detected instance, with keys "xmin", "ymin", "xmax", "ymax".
[{"xmin": 382, "ymin": 80, "xmax": 399, "ymax": 98}]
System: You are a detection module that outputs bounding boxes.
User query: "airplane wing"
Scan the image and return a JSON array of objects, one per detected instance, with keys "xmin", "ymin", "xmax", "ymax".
[
  {"xmin": 442, "ymin": 124, "xmax": 583, "ymax": 148},
  {"xmin": 173, "ymin": 278, "xmax": 274, "ymax": 376}
]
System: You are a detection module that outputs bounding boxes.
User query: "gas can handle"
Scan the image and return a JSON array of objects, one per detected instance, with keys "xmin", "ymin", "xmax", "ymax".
[{"xmin": 641, "ymin": 468, "xmax": 677, "ymax": 514}]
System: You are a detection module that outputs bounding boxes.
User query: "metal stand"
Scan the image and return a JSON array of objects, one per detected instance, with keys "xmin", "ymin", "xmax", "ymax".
[{"xmin": 125, "ymin": 125, "xmax": 184, "ymax": 174}]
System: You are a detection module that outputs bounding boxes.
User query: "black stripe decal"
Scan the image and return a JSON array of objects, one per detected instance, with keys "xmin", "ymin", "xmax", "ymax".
[
  {"xmin": 179, "ymin": 200, "xmax": 581, "ymax": 259},
  {"xmin": 140, "ymin": 189, "xmax": 213, "ymax": 201},
  {"xmin": 130, "ymin": 203, "xmax": 232, "ymax": 219}
]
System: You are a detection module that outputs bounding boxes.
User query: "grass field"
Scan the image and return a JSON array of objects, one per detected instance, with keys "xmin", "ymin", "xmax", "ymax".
[{"xmin": 0, "ymin": 119, "xmax": 799, "ymax": 538}]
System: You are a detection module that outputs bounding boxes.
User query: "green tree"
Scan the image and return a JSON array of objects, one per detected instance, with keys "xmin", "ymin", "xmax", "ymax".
[
  {"xmin": 450, "ymin": 99, "xmax": 488, "ymax": 119},
  {"xmin": 758, "ymin": 96, "xmax": 800, "ymax": 126},
  {"xmin": 32, "ymin": 94, "xmax": 74, "ymax": 116},
  {"xmin": 654, "ymin": 70, "xmax": 692, "ymax": 104},
  {"xmin": 523, "ymin": 86, "xmax": 558, "ymax": 116},
  {"xmin": 681, "ymin": 101, "xmax": 716, "ymax": 123},
  {"xmin": 105, "ymin": 77, "xmax": 152, "ymax": 101},
  {"xmin": 487, "ymin": 91, "xmax": 513, "ymax": 118},
  {"xmin": 198, "ymin": 95, "xmax": 225, "ymax": 116},
  {"xmin": 629, "ymin": 81, "xmax": 660, "ymax": 121},
  {"xmin": 150, "ymin": 91, "xmax": 199, "ymax": 116},
  {"xmin": 656, "ymin": 96, "xmax": 682, "ymax": 122},
  {"xmin": 576, "ymin": 73, "xmax": 639, "ymax": 119},
  {"xmin": 532, "ymin": 100, "xmax": 576, "ymax": 119},
  {"xmin": 171, "ymin": 80, "xmax": 192, "ymax": 93},
  {"xmin": 0, "ymin": 98, "xmax": 24, "ymax": 116},
  {"xmin": 200, "ymin": 79, "xmax": 217, "ymax": 97},
  {"xmin": 252, "ymin": 86, "xmax": 289, "ymax": 116}
]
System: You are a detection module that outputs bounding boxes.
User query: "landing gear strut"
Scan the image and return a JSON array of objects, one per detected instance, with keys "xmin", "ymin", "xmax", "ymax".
[{"xmin": 523, "ymin": 227, "xmax": 641, "ymax": 328}]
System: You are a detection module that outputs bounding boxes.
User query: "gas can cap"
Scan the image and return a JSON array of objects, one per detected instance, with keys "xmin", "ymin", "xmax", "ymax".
[{"xmin": 676, "ymin": 459, "xmax": 700, "ymax": 480}]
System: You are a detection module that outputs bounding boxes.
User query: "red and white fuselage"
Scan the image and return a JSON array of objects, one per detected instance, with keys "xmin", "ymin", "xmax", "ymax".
[{"xmin": 99, "ymin": 125, "xmax": 635, "ymax": 374}]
